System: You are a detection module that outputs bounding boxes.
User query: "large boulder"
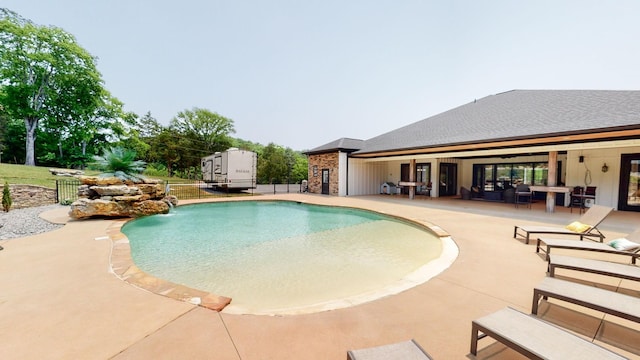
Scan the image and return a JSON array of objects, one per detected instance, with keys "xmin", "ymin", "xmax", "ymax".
[
  {"xmin": 50, "ymin": 168, "xmax": 84, "ymax": 176},
  {"xmin": 69, "ymin": 198, "xmax": 128, "ymax": 219},
  {"xmin": 69, "ymin": 198, "xmax": 170, "ymax": 219},
  {"xmin": 133, "ymin": 200, "xmax": 170, "ymax": 217},
  {"xmin": 68, "ymin": 176, "xmax": 174, "ymax": 220}
]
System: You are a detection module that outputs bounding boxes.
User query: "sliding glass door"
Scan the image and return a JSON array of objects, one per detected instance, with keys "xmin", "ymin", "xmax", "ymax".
[{"xmin": 618, "ymin": 153, "xmax": 640, "ymax": 212}]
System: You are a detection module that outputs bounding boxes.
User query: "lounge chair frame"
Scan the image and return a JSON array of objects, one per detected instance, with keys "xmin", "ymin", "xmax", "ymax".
[
  {"xmin": 470, "ymin": 307, "xmax": 626, "ymax": 359},
  {"xmin": 536, "ymin": 232, "xmax": 640, "ymax": 264},
  {"xmin": 548, "ymin": 254, "xmax": 640, "ymax": 281},
  {"xmin": 347, "ymin": 339, "xmax": 432, "ymax": 360},
  {"xmin": 513, "ymin": 204, "xmax": 613, "ymax": 244},
  {"xmin": 532, "ymin": 277, "xmax": 640, "ymax": 324}
]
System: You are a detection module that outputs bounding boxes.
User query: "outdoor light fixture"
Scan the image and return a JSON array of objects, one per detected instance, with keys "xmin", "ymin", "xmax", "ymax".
[{"xmin": 601, "ymin": 163, "xmax": 609, "ymax": 173}]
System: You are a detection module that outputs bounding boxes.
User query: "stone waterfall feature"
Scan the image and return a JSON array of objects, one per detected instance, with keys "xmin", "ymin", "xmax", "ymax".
[{"xmin": 69, "ymin": 176, "xmax": 178, "ymax": 220}]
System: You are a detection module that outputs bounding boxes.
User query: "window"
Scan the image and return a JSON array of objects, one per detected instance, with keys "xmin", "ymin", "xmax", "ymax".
[{"xmin": 473, "ymin": 162, "xmax": 560, "ymax": 191}]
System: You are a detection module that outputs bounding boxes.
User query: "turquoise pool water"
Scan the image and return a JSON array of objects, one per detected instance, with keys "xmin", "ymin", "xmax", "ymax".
[{"xmin": 123, "ymin": 201, "xmax": 443, "ymax": 314}]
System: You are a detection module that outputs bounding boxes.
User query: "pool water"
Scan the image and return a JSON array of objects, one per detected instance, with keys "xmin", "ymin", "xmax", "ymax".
[{"xmin": 123, "ymin": 201, "xmax": 443, "ymax": 314}]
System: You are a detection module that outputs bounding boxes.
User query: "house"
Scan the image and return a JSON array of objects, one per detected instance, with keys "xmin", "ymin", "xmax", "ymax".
[{"xmin": 306, "ymin": 90, "xmax": 640, "ymax": 212}]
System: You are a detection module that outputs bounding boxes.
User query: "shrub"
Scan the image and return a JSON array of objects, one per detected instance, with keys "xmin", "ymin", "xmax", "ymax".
[
  {"xmin": 143, "ymin": 163, "xmax": 168, "ymax": 177},
  {"xmin": 2, "ymin": 181, "xmax": 12, "ymax": 212},
  {"xmin": 92, "ymin": 147, "xmax": 147, "ymax": 182}
]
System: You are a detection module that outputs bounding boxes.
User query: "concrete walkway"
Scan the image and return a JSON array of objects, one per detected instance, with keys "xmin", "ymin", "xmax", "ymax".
[{"xmin": 0, "ymin": 194, "xmax": 639, "ymax": 359}]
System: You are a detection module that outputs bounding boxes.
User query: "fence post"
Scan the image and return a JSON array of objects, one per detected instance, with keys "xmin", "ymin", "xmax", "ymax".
[{"xmin": 55, "ymin": 180, "xmax": 60, "ymax": 203}]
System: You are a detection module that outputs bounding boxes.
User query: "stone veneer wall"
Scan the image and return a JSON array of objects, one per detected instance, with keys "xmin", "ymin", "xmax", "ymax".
[
  {"xmin": 6, "ymin": 185, "xmax": 57, "ymax": 209},
  {"xmin": 307, "ymin": 152, "xmax": 340, "ymax": 195}
]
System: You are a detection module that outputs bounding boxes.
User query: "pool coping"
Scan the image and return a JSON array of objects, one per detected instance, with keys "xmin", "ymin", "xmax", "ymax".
[
  {"xmin": 107, "ymin": 219, "xmax": 232, "ymax": 311},
  {"xmin": 107, "ymin": 198, "xmax": 458, "ymax": 315}
]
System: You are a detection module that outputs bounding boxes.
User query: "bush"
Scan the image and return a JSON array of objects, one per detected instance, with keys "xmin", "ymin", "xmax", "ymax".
[
  {"xmin": 2, "ymin": 181, "xmax": 12, "ymax": 212},
  {"xmin": 92, "ymin": 147, "xmax": 147, "ymax": 182},
  {"xmin": 143, "ymin": 163, "xmax": 168, "ymax": 177}
]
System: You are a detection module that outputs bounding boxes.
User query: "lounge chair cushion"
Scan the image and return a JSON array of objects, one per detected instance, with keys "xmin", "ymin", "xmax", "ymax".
[
  {"xmin": 608, "ymin": 238, "xmax": 640, "ymax": 251},
  {"xmin": 565, "ymin": 221, "xmax": 591, "ymax": 233}
]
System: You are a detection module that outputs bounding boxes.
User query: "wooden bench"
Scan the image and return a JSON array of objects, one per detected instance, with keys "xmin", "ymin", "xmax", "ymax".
[
  {"xmin": 471, "ymin": 307, "xmax": 626, "ymax": 359},
  {"xmin": 532, "ymin": 277, "xmax": 640, "ymax": 324},
  {"xmin": 549, "ymin": 254, "xmax": 640, "ymax": 281}
]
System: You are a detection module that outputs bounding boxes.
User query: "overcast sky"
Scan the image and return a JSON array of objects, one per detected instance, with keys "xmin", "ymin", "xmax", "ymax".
[{"xmin": 4, "ymin": 1, "xmax": 640, "ymax": 151}]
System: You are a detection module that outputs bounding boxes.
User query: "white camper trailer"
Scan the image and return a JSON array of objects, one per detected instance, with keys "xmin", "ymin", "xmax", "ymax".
[{"xmin": 201, "ymin": 148, "xmax": 257, "ymax": 191}]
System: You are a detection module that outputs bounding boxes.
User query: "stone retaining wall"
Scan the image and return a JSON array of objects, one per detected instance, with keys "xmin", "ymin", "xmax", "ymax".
[{"xmin": 6, "ymin": 185, "xmax": 57, "ymax": 209}]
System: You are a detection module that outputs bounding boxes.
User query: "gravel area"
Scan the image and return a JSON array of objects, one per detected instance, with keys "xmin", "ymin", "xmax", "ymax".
[{"xmin": 0, "ymin": 204, "xmax": 65, "ymax": 240}]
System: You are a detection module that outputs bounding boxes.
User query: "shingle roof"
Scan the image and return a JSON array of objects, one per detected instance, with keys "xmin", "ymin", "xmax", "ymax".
[
  {"xmin": 351, "ymin": 90, "xmax": 640, "ymax": 155},
  {"xmin": 307, "ymin": 90, "xmax": 640, "ymax": 154},
  {"xmin": 305, "ymin": 138, "xmax": 365, "ymax": 155}
]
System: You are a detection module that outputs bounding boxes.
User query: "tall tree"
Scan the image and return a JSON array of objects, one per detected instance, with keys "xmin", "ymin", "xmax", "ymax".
[
  {"xmin": 170, "ymin": 107, "xmax": 235, "ymax": 155},
  {"xmin": 147, "ymin": 128, "xmax": 182, "ymax": 177},
  {"xmin": 258, "ymin": 143, "xmax": 287, "ymax": 184},
  {"xmin": 122, "ymin": 111, "xmax": 161, "ymax": 163},
  {"xmin": 0, "ymin": 8, "xmax": 104, "ymax": 165}
]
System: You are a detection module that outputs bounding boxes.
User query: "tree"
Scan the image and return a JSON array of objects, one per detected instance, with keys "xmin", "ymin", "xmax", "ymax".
[
  {"xmin": 257, "ymin": 143, "xmax": 288, "ymax": 184},
  {"xmin": 170, "ymin": 107, "xmax": 235, "ymax": 154},
  {"xmin": 0, "ymin": 101, "xmax": 25, "ymax": 163},
  {"xmin": 291, "ymin": 154, "xmax": 309, "ymax": 183},
  {"xmin": 0, "ymin": 9, "xmax": 105, "ymax": 166},
  {"xmin": 147, "ymin": 128, "xmax": 182, "ymax": 177}
]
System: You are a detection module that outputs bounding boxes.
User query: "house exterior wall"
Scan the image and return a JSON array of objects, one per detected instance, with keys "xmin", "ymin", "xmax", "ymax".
[
  {"xmin": 347, "ymin": 158, "xmax": 387, "ymax": 195},
  {"xmin": 309, "ymin": 142, "xmax": 640, "ymax": 209},
  {"xmin": 565, "ymin": 146, "xmax": 640, "ymax": 208},
  {"xmin": 338, "ymin": 152, "xmax": 348, "ymax": 196},
  {"xmin": 307, "ymin": 152, "xmax": 340, "ymax": 195}
]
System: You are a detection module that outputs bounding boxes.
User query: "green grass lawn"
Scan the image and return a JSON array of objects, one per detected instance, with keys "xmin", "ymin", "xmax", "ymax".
[
  {"xmin": 0, "ymin": 164, "xmax": 95, "ymax": 188},
  {"xmin": 0, "ymin": 163, "xmax": 190, "ymax": 188},
  {"xmin": 0, "ymin": 164, "xmax": 250, "ymax": 203}
]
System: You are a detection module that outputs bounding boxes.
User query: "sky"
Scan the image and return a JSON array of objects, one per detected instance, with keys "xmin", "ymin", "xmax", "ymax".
[{"xmin": 3, "ymin": 1, "xmax": 640, "ymax": 151}]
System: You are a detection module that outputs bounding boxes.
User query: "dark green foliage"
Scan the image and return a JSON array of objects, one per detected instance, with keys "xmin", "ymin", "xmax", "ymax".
[
  {"xmin": 92, "ymin": 147, "xmax": 146, "ymax": 182},
  {"xmin": 2, "ymin": 181, "xmax": 11, "ymax": 212},
  {"xmin": 256, "ymin": 143, "xmax": 307, "ymax": 184}
]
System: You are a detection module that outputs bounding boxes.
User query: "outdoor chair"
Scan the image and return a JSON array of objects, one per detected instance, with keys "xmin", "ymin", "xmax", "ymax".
[
  {"xmin": 536, "ymin": 228, "xmax": 640, "ymax": 263},
  {"xmin": 514, "ymin": 184, "xmax": 532, "ymax": 208},
  {"xmin": 548, "ymin": 254, "xmax": 640, "ymax": 281},
  {"xmin": 513, "ymin": 204, "xmax": 613, "ymax": 244},
  {"xmin": 532, "ymin": 277, "xmax": 640, "ymax": 324},
  {"xmin": 470, "ymin": 307, "xmax": 626, "ymax": 359},
  {"xmin": 570, "ymin": 186, "xmax": 597, "ymax": 213},
  {"xmin": 347, "ymin": 339, "xmax": 432, "ymax": 360},
  {"xmin": 569, "ymin": 186, "xmax": 584, "ymax": 212}
]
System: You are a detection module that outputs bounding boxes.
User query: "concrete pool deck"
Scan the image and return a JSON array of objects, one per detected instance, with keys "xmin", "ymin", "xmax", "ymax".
[{"xmin": 1, "ymin": 194, "xmax": 639, "ymax": 359}]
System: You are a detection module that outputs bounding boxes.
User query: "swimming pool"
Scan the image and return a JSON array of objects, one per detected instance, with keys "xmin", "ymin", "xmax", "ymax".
[{"xmin": 122, "ymin": 200, "xmax": 451, "ymax": 314}]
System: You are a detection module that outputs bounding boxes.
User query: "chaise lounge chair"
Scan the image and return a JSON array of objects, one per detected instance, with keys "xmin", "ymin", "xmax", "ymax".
[
  {"xmin": 513, "ymin": 204, "xmax": 613, "ymax": 244},
  {"xmin": 536, "ymin": 228, "xmax": 640, "ymax": 263},
  {"xmin": 470, "ymin": 307, "xmax": 626, "ymax": 359},
  {"xmin": 532, "ymin": 277, "xmax": 640, "ymax": 324},
  {"xmin": 548, "ymin": 254, "xmax": 640, "ymax": 281},
  {"xmin": 347, "ymin": 339, "xmax": 432, "ymax": 360}
]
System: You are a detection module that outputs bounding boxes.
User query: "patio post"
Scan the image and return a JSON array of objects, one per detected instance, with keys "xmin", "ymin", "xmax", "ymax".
[
  {"xmin": 409, "ymin": 159, "xmax": 416, "ymax": 200},
  {"xmin": 546, "ymin": 151, "xmax": 558, "ymax": 212}
]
